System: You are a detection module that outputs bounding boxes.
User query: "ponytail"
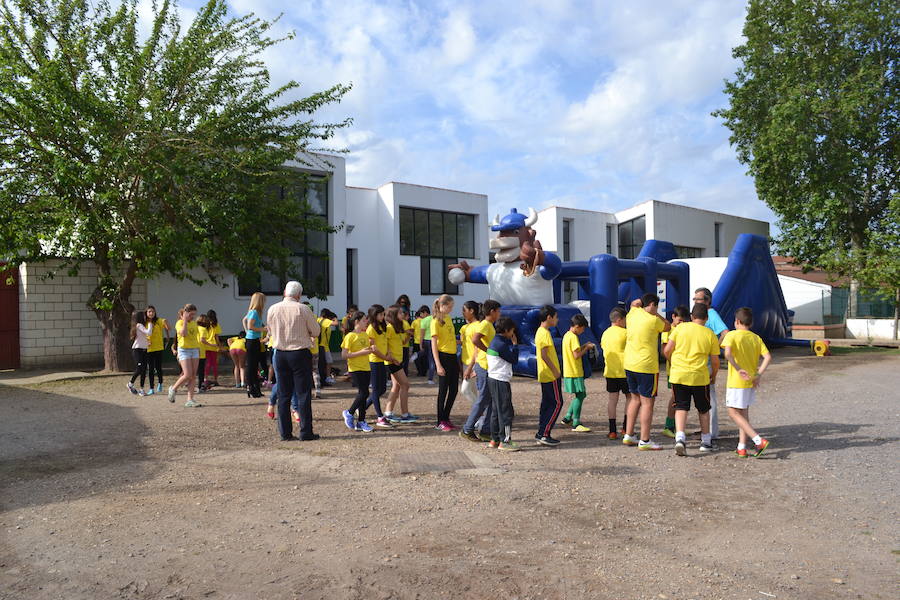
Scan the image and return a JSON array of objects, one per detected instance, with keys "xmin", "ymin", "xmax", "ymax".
[{"xmin": 433, "ymin": 294, "xmax": 453, "ymax": 325}]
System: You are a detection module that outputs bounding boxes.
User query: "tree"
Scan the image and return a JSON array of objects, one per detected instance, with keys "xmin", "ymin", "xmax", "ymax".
[
  {"xmin": 0, "ymin": 0, "xmax": 350, "ymax": 370},
  {"xmin": 715, "ymin": 0, "xmax": 899, "ymax": 322}
]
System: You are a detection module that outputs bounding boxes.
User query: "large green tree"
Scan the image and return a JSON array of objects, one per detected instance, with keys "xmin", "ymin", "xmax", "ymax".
[
  {"xmin": 716, "ymin": 0, "xmax": 899, "ymax": 323},
  {"xmin": 0, "ymin": 0, "xmax": 350, "ymax": 369}
]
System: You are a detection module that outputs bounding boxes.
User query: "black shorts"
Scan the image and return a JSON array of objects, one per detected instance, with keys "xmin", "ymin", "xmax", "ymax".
[
  {"xmin": 606, "ymin": 377, "xmax": 630, "ymax": 394},
  {"xmin": 387, "ymin": 363, "xmax": 404, "ymax": 374},
  {"xmin": 672, "ymin": 383, "xmax": 711, "ymax": 413}
]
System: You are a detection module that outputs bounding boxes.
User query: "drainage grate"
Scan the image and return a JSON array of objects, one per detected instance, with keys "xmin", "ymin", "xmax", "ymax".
[{"xmin": 395, "ymin": 451, "xmax": 477, "ymax": 474}]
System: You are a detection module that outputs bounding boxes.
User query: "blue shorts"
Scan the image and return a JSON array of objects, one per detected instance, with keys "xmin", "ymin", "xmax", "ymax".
[
  {"xmin": 625, "ymin": 370, "xmax": 659, "ymax": 398},
  {"xmin": 177, "ymin": 347, "xmax": 200, "ymax": 361}
]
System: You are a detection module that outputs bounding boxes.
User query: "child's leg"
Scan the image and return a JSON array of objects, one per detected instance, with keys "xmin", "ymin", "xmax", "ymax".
[
  {"xmin": 607, "ymin": 391, "xmax": 618, "ymax": 420},
  {"xmin": 349, "ymin": 372, "xmax": 368, "ymax": 422},
  {"xmin": 495, "ymin": 380, "xmax": 514, "ymax": 442},
  {"xmin": 728, "ymin": 407, "xmax": 757, "ymax": 443},
  {"xmin": 385, "ymin": 369, "xmax": 400, "ymax": 414},
  {"xmin": 664, "ymin": 391, "xmax": 677, "ymax": 434},
  {"xmin": 394, "ymin": 369, "xmax": 411, "ymax": 414},
  {"xmin": 488, "ymin": 378, "xmax": 502, "ymax": 442},
  {"xmin": 367, "ymin": 364, "xmax": 385, "ymax": 418},
  {"xmin": 197, "ymin": 357, "xmax": 206, "ymax": 388},
  {"xmin": 625, "ymin": 394, "xmax": 640, "ymax": 436},
  {"xmin": 570, "ymin": 391, "xmax": 586, "ymax": 425},
  {"xmin": 638, "ymin": 396, "xmax": 655, "ymax": 441}
]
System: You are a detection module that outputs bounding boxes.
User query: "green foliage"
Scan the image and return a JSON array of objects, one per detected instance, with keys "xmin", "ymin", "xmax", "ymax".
[
  {"xmin": 0, "ymin": 0, "xmax": 350, "ymax": 307},
  {"xmin": 715, "ymin": 0, "xmax": 899, "ymax": 292}
]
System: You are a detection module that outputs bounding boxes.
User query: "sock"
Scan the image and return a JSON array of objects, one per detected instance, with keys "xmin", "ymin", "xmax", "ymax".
[
  {"xmin": 737, "ymin": 443, "xmax": 747, "ymax": 450},
  {"xmin": 570, "ymin": 393, "xmax": 585, "ymax": 423},
  {"xmin": 609, "ymin": 419, "xmax": 617, "ymax": 433},
  {"xmin": 640, "ymin": 439, "xmax": 650, "ymax": 444},
  {"xmin": 665, "ymin": 417, "xmax": 676, "ymax": 431},
  {"xmin": 752, "ymin": 435, "xmax": 762, "ymax": 446},
  {"xmin": 701, "ymin": 433, "xmax": 712, "ymax": 445},
  {"xmin": 675, "ymin": 431, "xmax": 686, "ymax": 443}
]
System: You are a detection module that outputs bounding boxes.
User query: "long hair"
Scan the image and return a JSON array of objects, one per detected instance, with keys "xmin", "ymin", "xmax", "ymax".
[
  {"xmin": 206, "ymin": 309, "xmax": 218, "ymax": 327},
  {"xmin": 385, "ymin": 305, "xmax": 404, "ymax": 334},
  {"xmin": 433, "ymin": 294, "xmax": 454, "ymax": 325},
  {"xmin": 146, "ymin": 305, "xmax": 159, "ymax": 325},
  {"xmin": 197, "ymin": 314, "xmax": 211, "ymax": 328},
  {"xmin": 367, "ymin": 304, "xmax": 386, "ymax": 334},
  {"xmin": 395, "ymin": 294, "xmax": 411, "ymax": 308},
  {"xmin": 462, "ymin": 300, "xmax": 481, "ymax": 321},
  {"xmin": 248, "ymin": 292, "xmax": 265, "ymax": 313},
  {"xmin": 347, "ymin": 311, "xmax": 367, "ymax": 331},
  {"xmin": 130, "ymin": 310, "xmax": 146, "ymax": 341}
]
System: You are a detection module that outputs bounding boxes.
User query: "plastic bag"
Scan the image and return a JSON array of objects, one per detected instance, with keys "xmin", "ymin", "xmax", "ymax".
[{"xmin": 459, "ymin": 377, "xmax": 477, "ymax": 404}]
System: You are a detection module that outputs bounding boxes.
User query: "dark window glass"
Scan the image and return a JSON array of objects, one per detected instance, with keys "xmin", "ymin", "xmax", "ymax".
[
  {"xmin": 414, "ymin": 210, "xmax": 429, "ymax": 255},
  {"xmin": 443, "ymin": 212, "xmax": 457, "ymax": 257},
  {"xmin": 618, "ymin": 216, "xmax": 645, "ymax": 260},
  {"xmin": 457, "ymin": 214, "xmax": 475, "ymax": 258},
  {"xmin": 399, "ymin": 207, "xmax": 414, "ymax": 255},
  {"xmin": 428, "ymin": 212, "xmax": 443, "ymax": 256}
]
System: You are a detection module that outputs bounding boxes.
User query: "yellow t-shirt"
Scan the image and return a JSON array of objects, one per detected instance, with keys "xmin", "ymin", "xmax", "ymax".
[
  {"xmin": 411, "ymin": 318, "xmax": 423, "ymax": 344},
  {"xmin": 668, "ymin": 322, "xmax": 720, "ymax": 386},
  {"xmin": 601, "ymin": 325, "xmax": 627, "ymax": 378},
  {"xmin": 661, "ymin": 329, "xmax": 672, "ymax": 378},
  {"xmin": 317, "ymin": 318, "xmax": 332, "ymax": 348},
  {"xmin": 175, "ymin": 319, "xmax": 200, "ymax": 350},
  {"xmin": 431, "ymin": 317, "xmax": 457, "ymax": 354},
  {"xmin": 562, "ymin": 330, "xmax": 584, "ymax": 379},
  {"xmin": 147, "ymin": 318, "xmax": 168, "ymax": 352},
  {"xmin": 200, "ymin": 323, "xmax": 221, "ymax": 351},
  {"xmin": 535, "ymin": 326, "xmax": 560, "ymax": 383},
  {"xmin": 384, "ymin": 323, "xmax": 404, "ymax": 365},
  {"xmin": 721, "ymin": 329, "xmax": 769, "ymax": 389},
  {"xmin": 341, "ymin": 331, "xmax": 372, "ymax": 372},
  {"xmin": 460, "ymin": 322, "xmax": 477, "ymax": 366},
  {"xmin": 403, "ymin": 320, "xmax": 413, "ymax": 346},
  {"xmin": 624, "ymin": 307, "xmax": 666, "ymax": 374},
  {"xmin": 473, "ymin": 319, "xmax": 496, "ymax": 370},
  {"xmin": 366, "ymin": 324, "xmax": 388, "ymax": 363},
  {"xmin": 228, "ymin": 337, "xmax": 246, "ymax": 352}
]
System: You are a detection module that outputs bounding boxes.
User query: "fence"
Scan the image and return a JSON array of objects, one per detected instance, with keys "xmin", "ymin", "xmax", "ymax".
[{"xmin": 828, "ymin": 288, "xmax": 897, "ymax": 322}]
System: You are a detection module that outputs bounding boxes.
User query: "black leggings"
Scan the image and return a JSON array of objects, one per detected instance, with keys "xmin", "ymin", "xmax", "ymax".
[
  {"xmin": 349, "ymin": 371, "xmax": 369, "ymax": 422},
  {"xmin": 245, "ymin": 338, "xmax": 261, "ymax": 390},
  {"xmin": 436, "ymin": 352, "xmax": 459, "ymax": 424},
  {"xmin": 130, "ymin": 348, "xmax": 148, "ymax": 388},
  {"xmin": 147, "ymin": 350, "xmax": 163, "ymax": 387}
]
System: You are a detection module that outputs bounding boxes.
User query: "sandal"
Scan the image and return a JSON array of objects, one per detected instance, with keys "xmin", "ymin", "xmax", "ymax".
[{"xmin": 266, "ymin": 405, "xmax": 275, "ymax": 420}]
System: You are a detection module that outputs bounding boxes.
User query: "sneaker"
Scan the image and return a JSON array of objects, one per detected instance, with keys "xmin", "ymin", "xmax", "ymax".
[
  {"xmin": 342, "ymin": 409, "xmax": 356, "ymax": 430},
  {"xmin": 561, "ymin": 416, "xmax": 573, "ymax": 425},
  {"xmin": 145, "ymin": 388, "xmax": 155, "ymax": 396},
  {"xmin": 535, "ymin": 435, "xmax": 561, "ymax": 446},
  {"xmin": 675, "ymin": 440, "xmax": 687, "ymax": 456},
  {"xmin": 638, "ymin": 441, "xmax": 663, "ymax": 451},
  {"xmin": 572, "ymin": 424, "xmax": 591, "ymax": 433},
  {"xmin": 476, "ymin": 432, "xmax": 493, "ymax": 442},
  {"xmin": 426, "ymin": 380, "xmax": 436, "ymax": 386},
  {"xmin": 155, "ymin": 383, "xmax": 163, "ymax": 393},
  {"xmin": 487, "ymin": 440, "xmax": 500, "ymax": 449},
  {"xmin": 167, "ymin": 386, "xmax": 176, "ymax": 403},
  {"xmin": 459, "ymin": 430, "xmax": 481, "ymax": 442},
  {"xmin": 384, "ymin": 413, "xmax": 402, "ymax": 424},
  {"xmin": 661, "ymin": 428, "xmax": 676, "ymax": 438},
  {"xmin": 699, "ymin": 443, "xmax": 715, "ymax": 453},
  {"xmin": 356, "ymin": 420, "xmax": 374, "ymax": 432},
  {"xmin": 376, "ymin": 417, "xmax": 394, "ymax": 428},
  {"xmin": 754, "ymin": 438, "xmax": 770, "ymax": 457},
  {"xmin": 127, "ymin": 382, "xmax": 138, "ymax": 395},
  {"xmin": 499, "ymin": 441, "xmax": 520, "ymax": 452},
  {"xmin": 607, "ymin": 431, "xmax": 619, "ymax": 440},
  {"xmin": 444, "ymin": 420, "xmax": 459, "ymax": 430},
  {"xmin": 622, "ymin": 435, "xmax": 638, "ymax": 446},
  {"xmin": 437, "ymin": 422, "xmax": 453, "ymax": 432},
  {"xmin": 735, "ymin": 448, "xmax": 749, "ymax": 458},
  {"xmin": 138, "ymin": 389, "xmax": 146, "ymax": 397},
  {"xmin": 400, "ymin": 413, "xmax": 419, "ymax": 423},
  {"xmin": 184, "ymin": 400, "xmax": 202, "ymax": 408},
  {"xmin": 325, "ymin": 376, "xmax": 336, "ymax": 385}
]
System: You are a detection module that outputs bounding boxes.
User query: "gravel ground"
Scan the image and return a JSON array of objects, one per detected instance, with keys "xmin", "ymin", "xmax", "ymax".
[{"xmin": 1, "ymin": 347, "xmax": 898, "ymax": 600}]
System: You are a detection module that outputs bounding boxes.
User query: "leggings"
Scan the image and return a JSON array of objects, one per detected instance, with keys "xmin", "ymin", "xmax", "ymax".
[
  {"xmin": 205, "ymin": 350, "xmax": 219, "ymax": 380},
  {"xmin": 349, "ymin": 371, "xmax": 369, "ymax": 422},
  {"xmin": 436, "ymin": 352, "xmax": 459, "ymax": 424},
  {"xmin": 367, "ymin": 362, "xmax": 387, "ymax": 418},
  {"xmin": 147, "ymin": 350, "xmax": 163, "ymax": 387},
  {"xmin": 245, "ymin": 338, "xmax": 261, "ymax": 390},
  {"xmin": 130, "ymin": 348, "xmax": 148, "ymax": 388}
]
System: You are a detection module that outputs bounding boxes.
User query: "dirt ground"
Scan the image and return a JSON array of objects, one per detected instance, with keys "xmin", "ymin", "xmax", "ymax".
[{"xmin": 1, "ymin": 347, "xmax": 898, "ymax": 600}]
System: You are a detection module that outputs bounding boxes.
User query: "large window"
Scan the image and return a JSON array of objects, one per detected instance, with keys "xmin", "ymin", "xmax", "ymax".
[
  {"xmin": 399, "ymin": 207, "xmax": 476, "ymax": 295},
  {"xmin": 675, "ymin": 245, "xmax": 702, "ymax": 259},
  {"xmin": 618, "ymin": 215, "xmax": 646, "ymax": 259},
  {"xmin": 562, "ymin": 219, "xmax": 576, "ymax": 302},
  {"xmin": 606, "ymin": 224, "xmax": 614, "ymax": 255},
  {"xmin": 237, "ymin": 176, "xmax": 330, "ymax": 297}
]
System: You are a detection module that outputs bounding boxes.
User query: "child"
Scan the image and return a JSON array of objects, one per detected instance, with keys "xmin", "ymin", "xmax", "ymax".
[
  {"xmin": 561, "ymin": 314, "xmax": 596, "ymax": 432},
  {"xmin": 169, "ymin": 303, "xmax": 202, "ymax": 408},
  {"xmin": 661, "ymin": 306, "xmax": 690, "ymax": 438},
  {"xmin": 145, "ymin": 305, "xmax": 169, "ymax": 395},
  {"xmin": 486, "ymin": 317, "xmax": 520, "ymax": 451},
  {"xmin": 342, "ymin": 311, "xmax": 376, "ymax": 432},
  {"xmin": 383, "ymin": 305, "xmax": 415, "ymax": 423},
  {"xmin": 366, "ymin": 304, "xmax": 395, "ymax": 428},
  {"xmin": 431, "ymin": 294, "xmax": 459, "ymax": 431},
  {"xmin": 227, "ymin": 331, "xmax": 247, "ymax": 389},
  {"xmin": 600, "ymin": 306, "xmax": 631, "ymax": 439},
  {"xmin": 317, "ymin": 309, "xmax": 336, "ymax": 386},
  {"xmin": 203, "ymin": 309, "xmax": 222, "ymax": 387},
  {"xmin": 721, "ymin": 307, "xmax": 772, "ymax": 457},
  {"xmin": 420, "ymin": 307, "xmax": 436, "ymax": 384},
  {"xmin": 195, "ymin": 314, "xmax": 211, "ymax": 392},
  {"xmin": 242, "ymin": 292, "xmax": 267, "ymax": 398},
  {"xmin": 461, "ymin": 299, "xmax": 501, "ymax": 443},
  {"xmin": 410, "ymin": 307, "xmax": 425, "ymax": 375},
  {"xmin": 341, "ymin": 305, "xmax": 358, "ymax": 335},
  {"xmin": 663, "ymin": 303, "xmax": 720, "ymax": 455},
  {"xmin": 305, "ymin": 302, "xmax": 322, "ymax": 399},
  {"xmin": 128, "ymin": 309, "xmax": 153, "ymax": 396},
  {"xmin": 535, "ymin": 304, "xmax": 563, "ymax": 446}
]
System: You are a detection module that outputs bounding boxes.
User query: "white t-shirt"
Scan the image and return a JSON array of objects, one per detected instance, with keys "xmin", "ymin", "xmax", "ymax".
[{"xmin": 132, "ymin": 323, "xmax": 152, "ymax": 350}]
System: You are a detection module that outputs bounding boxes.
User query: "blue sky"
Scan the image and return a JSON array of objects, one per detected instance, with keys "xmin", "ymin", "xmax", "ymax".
[{"xmin": 166, "ymin": 1, "xmax": 775, "ymax": 226}]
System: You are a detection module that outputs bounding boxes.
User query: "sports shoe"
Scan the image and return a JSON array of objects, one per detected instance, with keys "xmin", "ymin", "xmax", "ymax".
[
  {"xmin": 735, "ymin": 448, "xmax": 749, "ymax": 458},
  {"xmin": 342, "ymin": 409, "xmax": 356, "ymax": 430},
  {"xmin": 325, "ymin": 376, "xmax": 336, "ymax": 385},
  {"xmin": 384, "ymin": 413, "xmax": 402, "ymax": 424},
  {"xmin": 607, "ymin": 431, "xmax": 619, "ymax": 440},
  {"xmin": 754, "ymin": 438, "xmax": 770, "ymax": 457},
  {"xmin": 661, "ymin": 428, "xmax": 676, "ymax": 438},
  {"xmin": 444, "ymin": 420, "xmax": 459, "ymax": 430},
  {"xmin": 499, "ymin": 441, "xmax": 520, "ymax": 452},
  {"xmin": 399, "ymin": 414, "xmax": 419, "ymax": 423},
  {"xmin": 561, "ymin": 416, "xmax": 573, "ymax": 425},
  {"xmin": 138, "ymin": 389, "xmax": 147, "ymax": 397},
  {"xmin": 356, "ymin": 420, "xmax": 374, "ymax": 432},
  {"xmin": 638, "ymin": 441, "xmax": 663, "ymax": 451},
  {"xmin": 184, "ymin": 400, "xmax": 202, "ymax": 408},
  {"xmin": 146, "ymin": 388, "xmax": 155, "ymax": 396},
  {"xmin": 127, "ymin": 382, "xmax": 138, "ymax": 395},
  {"xmin": 699, "ymin": 443, "xmax": 715, "ymax": 453},
  {"xmin": 426, "ymin": 380, "xmax": 436, "ymax": 386},
  {"xmin": 376, "ymin": 417, "xmax": 394, "ymax": 428},
  {"xmin": 476, "ymin": 432, "xmax": 493, "ymax": 442},
  {"xmin": 155, "ymin": 383, "xmax": 163, "ymax": 393},
  {"xmin": 459, "ymin": 430, "xmax": 481, "ymax": 442},
  {"xmin": 675, "ymin": 440, "xmax": 687, "ymax": 456},
  {"xmin": 487, "ymin": 440, "xmax": 500, "ymax": 449},
  {"xmin": 535, "ymin": 435, "xmax": 561, "ymax": 446},
  {"xmin": 572, "ymin": 424, "xmax": 591, "ymax": 433},
  {"xmin": 622, "ymin": 435, "xmax": 638, "ymax": 446},
  {"xmin": 167, "ymin": 386, "xmax": 177, "ymax": 403}
]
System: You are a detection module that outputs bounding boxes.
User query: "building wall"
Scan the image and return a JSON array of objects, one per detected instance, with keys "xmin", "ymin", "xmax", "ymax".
[
  {"xmin": 777, "ymin": 275, "xmax": 830, "ymax": 325},
  {"xmin": 532, "ymin": 207, "xmax": 616, "ymax": 259},
  {"xmin": 637, "ymin": 201, "xmax": 769, "ymax": 257},
  {"xmin": 846, "ymin": 318, "xmax": 897, "ymax": 341}
]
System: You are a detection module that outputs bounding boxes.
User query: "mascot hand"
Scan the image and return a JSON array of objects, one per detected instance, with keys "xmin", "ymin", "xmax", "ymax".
[{"xmin": 448, "ymin": 260, "xmax": 470, "ymax": 285}]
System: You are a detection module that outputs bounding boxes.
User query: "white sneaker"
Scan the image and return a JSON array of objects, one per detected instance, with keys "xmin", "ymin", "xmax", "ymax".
[{"xmin": 167, "ymin": 386, "xmax": 177, "ymax": 403}]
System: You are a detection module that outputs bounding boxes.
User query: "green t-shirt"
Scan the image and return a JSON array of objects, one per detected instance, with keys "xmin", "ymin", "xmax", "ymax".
[{"xmin": 421, "ymin": 315, "xmax": 434, "ymax": 340}]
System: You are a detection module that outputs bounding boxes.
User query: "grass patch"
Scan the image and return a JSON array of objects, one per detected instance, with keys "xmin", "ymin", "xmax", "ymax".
[{"xmin": 828, "ymin": 346, "xmax": 900, "ymax": 356}]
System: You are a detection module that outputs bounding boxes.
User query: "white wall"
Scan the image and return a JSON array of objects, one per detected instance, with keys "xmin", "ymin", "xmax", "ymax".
[
  {"xmin": 777, "ymin": 276, "xmax": 830, "ymax": 325},
  {"xmin": 641, "ymin": 201, "xmax": 769, "ymax": 257},
  {"xmin": 533, "ymin": 206, "xmax": 616, "ymax": 260},
  {"xmin": 846, "ymin": 318, "xmax": 898, "ymax": 341}
]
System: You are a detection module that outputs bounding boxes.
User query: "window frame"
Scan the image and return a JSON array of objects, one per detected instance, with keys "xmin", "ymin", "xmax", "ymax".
[{"xmin": 399, "ymin": 206, "xmax": 476, "ymax": 296}]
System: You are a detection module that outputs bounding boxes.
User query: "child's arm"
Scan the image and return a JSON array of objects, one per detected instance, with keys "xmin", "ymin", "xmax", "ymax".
[
  {"xmin": 540, "ymin": 345, "xmax": 562, "ymax": 380},
  {"xmin": 342, "ymin": 345, "xmax": 376, "ymax": 360},
  {"xmin": 709, "ymin": 354, "xmax": 720, "ymax": 382},
  {"xmin": 754, "ymin": 352, "xmax": 772, "ymax": 388},
  {"xmin": 723, "ymin": 347, "xmax": 750, "ymax": 381},
  {"xmin": 368, "ymin": 337, "xmax": 392, "ymax": 363},
  {"xmin": 663, "ymin": 338, "xmax": 675, "ymax": 361},
  {"xmin": 572, "ymin": 342, "xmax": 595, "ymax": 359}
]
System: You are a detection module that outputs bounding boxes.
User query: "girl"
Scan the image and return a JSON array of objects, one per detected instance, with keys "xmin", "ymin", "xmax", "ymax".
[
  {"xmin": 227, "ymin": 331, "xmax": 247, "ymax": 388},
  {"xmin": 366, "ymin": 304, "xmax": 396, "ymax": 428},
  {"xmin": 145, "ymin": 305, "xmax": 169, "ymax": 394},
  {"xmin": 196, "ymin": 314, "xmax": 211, "ymax": 391},
  {"xmin": 242, "ymin": 292, "xmax": 267, "ymax": 398},
  {"xmin": 203, "ymin": 309, "xmax": 222, "ymax": 387},
  {"xmin": 412, "ymin": 305, "xmax": 430, "ymax": 377},
  {"xmin": 431, "ymin": 294, "xmax": 460, "ymax": 431},
  {"xmin": 341, "ymin": 311, "xmax": 376, "ymax": 432},
  {"xmin": 383, "ymin": 305, "xmax": 416, "ymax": 423},
  {"xmin": 169, "ymin": 303, "xmax": 202, "ymax": 408},
  {"xmin": 401, "ymin": 305, "xmax": 413, "ymax": 376},
  {"xmin": 128, "ymin": 310, "xmax": 153, "ymax": 396},
  {"xmin": 419, "ymin": 305, "xmax": 436, "ymax": 384}
]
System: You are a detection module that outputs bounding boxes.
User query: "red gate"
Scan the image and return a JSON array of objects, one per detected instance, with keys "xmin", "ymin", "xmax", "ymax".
[{"xmin": 0, "ymin": 264, "xmax": 20, "ymax": 369}]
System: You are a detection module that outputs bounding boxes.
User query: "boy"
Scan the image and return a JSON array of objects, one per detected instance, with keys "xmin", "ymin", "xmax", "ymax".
[
  {"xmin": 316, "ymin": 309, "xmax": 336, "ymax": 386},
  {"xmin": 600, "ymin": 306, "xmax": 631, "ymax": 439},
  {"xmin": 486, "ymin": 317, "xmax": 520, "ymax": 451},
  {"xmin": 623, "ymin": 294, "xmax": 671, "ymax": 450},
  {"xmin": 721, "ymin": 307, "xmax": 772, "ymax": 457},
  {"xmin": 535, "ymin": 304, "xmax": 563, "ymax": 446},
  {"xmin": 461, "ymin": 299, "xmax": 501, "ymax": 442},
  {"xmin": 663, "ymin": 303, "xmax": 720, "ymax": 455},
  {"xmin": 561, "ymin": 314, "xmax": 596, "ymax": 432},
  {"xmin": 661, "ymin": 305, "xmax": 690, "ymax": 438}
]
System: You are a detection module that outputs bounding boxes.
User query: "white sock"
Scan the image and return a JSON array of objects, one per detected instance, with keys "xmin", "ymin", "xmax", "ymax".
[
  {"xmin": 737, "ymin": 443, "xmax": 747, "ymax": 450},
  {"xmin": 752, "ymin": 435, "xmax": 762, "ymax": 446},
  {"xmin": 675, "ymin": 431, "xmax": 686, "ymax": 443},
  {"xmin": 701, "ymin": 433, "xmax": 712, "ymax": 445}
]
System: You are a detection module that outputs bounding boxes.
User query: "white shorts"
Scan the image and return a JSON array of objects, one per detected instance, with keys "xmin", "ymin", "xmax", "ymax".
[{"xmin": 725, "ymin": 387, "xmax": 756, "ymax": 409}]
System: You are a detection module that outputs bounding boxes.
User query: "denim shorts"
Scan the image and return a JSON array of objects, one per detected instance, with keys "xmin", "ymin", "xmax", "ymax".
[{"xmin": 177, "ymin": 347, "xmax": 200, "ymax": 361}]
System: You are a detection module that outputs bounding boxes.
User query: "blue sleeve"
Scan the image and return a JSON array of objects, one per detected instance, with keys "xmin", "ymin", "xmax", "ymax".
[
  {"xmin": 469, "ymin": 265, "xmax": 489, "ymax": 284},
  {"xmin": 539, "ymin": 252, "xmax": 562, "ymax": 281},
  {"xmin": 494, "ymin": 338, "xmax": 518, "ymax": 365},
  {"xmin": 706, "ymin": 309, "xmax": 728, "ymax": 336}
]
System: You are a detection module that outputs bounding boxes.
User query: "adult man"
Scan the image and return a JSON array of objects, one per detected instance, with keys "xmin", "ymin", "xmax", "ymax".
[
  {"xmin": 693, "ymin": 287, "xmax": 729, "ymax": 439},
  {"xmin": 267, "ymin": 281, "xmax": 321, "ymax": 441}
]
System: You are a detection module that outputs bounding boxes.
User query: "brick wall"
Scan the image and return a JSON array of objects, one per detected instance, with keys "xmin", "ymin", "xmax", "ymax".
[{"xmin": 18, "ymin": 260, "xmax": 147, "ymax": 368}]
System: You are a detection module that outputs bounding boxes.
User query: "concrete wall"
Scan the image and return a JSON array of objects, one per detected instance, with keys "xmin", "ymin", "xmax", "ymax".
[
  {"xmin": 846, "ymin": 318, "xmax": 898, "ymax": 341},
  {"xmin": 777, "ymin": 275, "xmax": 830, "ymax": 325},
  {"xmin": 532, "ymin": 206, "xmax": 616, "ymax": 259}
]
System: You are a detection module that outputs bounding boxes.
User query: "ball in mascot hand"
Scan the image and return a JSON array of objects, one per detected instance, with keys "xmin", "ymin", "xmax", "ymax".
[{"xmin": 448, "ymin": 267, "xmax": 466, "ymax": 285}]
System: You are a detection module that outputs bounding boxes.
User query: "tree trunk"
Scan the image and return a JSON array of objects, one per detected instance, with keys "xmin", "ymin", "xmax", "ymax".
[
  {"xmin": 894, "ymin": 287, "xmax": 899, "ymax": 341},
  {"xmin": 848, "ymin": 278, "xmax": 859, "ymax": 319},
  {"xmin": 97, "ymin": 304, "xmax": 136, "ymax": 372},
  {"xmin": 88, "ymin": 252, "xmax": 138, "ymax": 372}
]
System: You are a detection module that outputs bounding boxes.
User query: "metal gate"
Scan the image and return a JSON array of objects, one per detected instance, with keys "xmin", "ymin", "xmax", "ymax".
[{"xmin": 0, "ymin": 265, "xmax": 20, "ymax": 369}]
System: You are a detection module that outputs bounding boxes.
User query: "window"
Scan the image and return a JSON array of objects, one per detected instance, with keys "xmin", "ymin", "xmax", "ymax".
[
  {"xmin": 237, "ymin": 176, "xmax": 330, "ymax": 297},
  {"xmin": 606, "ymin": 224, "xmax": 614, "ymax": 255},
  {"xmin": 714, "ymin": 222, "xmax": 722, "ymax": 257},
  {"xmin": 674, "ymin": 245, "xmax": 703, "ymax": 259},
  {"xmin": 618, "ymin": 216, "xmax": 646, "ymax": 259},
  {"xmin": 399, "ymin": 207, "xmax": 476, "ymax": 295},
  {"xmin": 562, "ymin": 219, "xmax": 575, "ymax": 302}
]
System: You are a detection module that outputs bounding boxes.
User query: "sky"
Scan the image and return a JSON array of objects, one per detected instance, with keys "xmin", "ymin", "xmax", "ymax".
[{"xmin": 167, "ymin": 0, "xmax": 775, "ymax": 226}]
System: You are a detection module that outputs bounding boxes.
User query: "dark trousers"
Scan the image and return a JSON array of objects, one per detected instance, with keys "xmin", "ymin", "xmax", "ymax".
[
  {"xmin": 537, "ymin": 378, "xmax": 563, "ymax": 438},
  {"xmin": 422, "ymin": 339, "xmax": 435, "ymax": 380},
  {"xmin": 147, "ymin": 350, "xmax": 163, "ymax": 387},
  {"xmin": 463, "ymin": 364, "xmax": 492, "ymax": 435},
  {"xmin": 488, "ymin": 377, "xmax": 515, "ymax": 442},
  {"xmin": 197, "ymin": 358, "xmax": 206, "ymax": 387},
  {"xmin": 414, "ymin": 343, "xmax": 427, "ymax": 376},
  {"xmin": 274, "ymin": 349, "xmax": 314, "ymax": 439},
  {"xmin": 317, "ymin": 347, "xmax": 328, "ymax": 382},
  {"xmin": 130, "ymin": 348, "xmax": 148, "ymax": 387},
  {"xmin": 402, "ymin": 347, "xmax": 410, "ymax": 375},
  {"xmin": 366, "ymin": 362, "xmax": 387, "ymax": 418},
  {"xmin": 245, "ymin": 338, "xmax": 262, "ymax": 392},
  {"xmin": 349, "ymin": 371, "xmax": 369, "ymax": 422},
  {"xmin": 436, "ymin": 352, "xmax": 459, "ymax": 424}
]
